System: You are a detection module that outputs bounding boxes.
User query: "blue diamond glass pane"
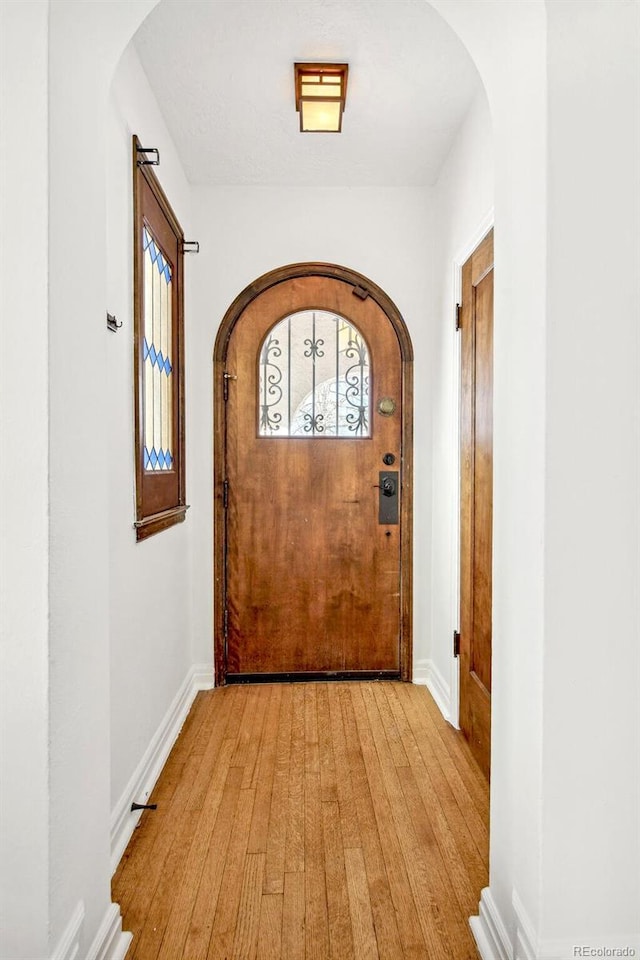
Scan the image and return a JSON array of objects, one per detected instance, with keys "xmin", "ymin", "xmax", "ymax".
[{"xmin": 142, "ymin": 223, "xmax": 174, "ymax": 470}]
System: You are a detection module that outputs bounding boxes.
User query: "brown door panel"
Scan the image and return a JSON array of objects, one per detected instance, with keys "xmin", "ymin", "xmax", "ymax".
[
  {"xmin": 224, "ymin": 274, "xmax": 404, "ymax": 678},
  {"xmin": 460, "ymin": 230, "xmax": 494, "ymax": 779}
]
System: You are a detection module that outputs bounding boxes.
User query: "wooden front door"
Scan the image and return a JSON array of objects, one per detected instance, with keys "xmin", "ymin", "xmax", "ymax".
[
  {"xmin": 459, "ymin": 230, "xmax": 494, "ymax": 779},
  {"xmin": 215, "ymin": 266, "xmax": 412, "ymax": 682}
]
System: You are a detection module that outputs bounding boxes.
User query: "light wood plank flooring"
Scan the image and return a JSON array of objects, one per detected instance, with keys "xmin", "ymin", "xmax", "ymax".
[{"xmin": 113, "ymin": 682, "xmax": 488, "ymax": 959}]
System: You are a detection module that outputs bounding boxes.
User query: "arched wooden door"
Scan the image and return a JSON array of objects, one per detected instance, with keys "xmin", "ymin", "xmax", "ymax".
[{"xmin": 214, "ymin": 265, "xmax": 413, "ymax": 683}]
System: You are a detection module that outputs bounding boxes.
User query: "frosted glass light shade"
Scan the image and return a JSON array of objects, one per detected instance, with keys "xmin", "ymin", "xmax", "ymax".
[{"xmin": 300, "ymin": 99, "xmax": 342, "ymax": 132}]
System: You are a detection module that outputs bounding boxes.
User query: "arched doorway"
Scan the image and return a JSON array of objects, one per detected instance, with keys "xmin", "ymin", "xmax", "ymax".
[
  {"xmin": 30, "ymin": 1, "xmax": 577, "ymax": 956},
  {"xmin": 213, "ymin": 264, "xmax": 414, "ymax": 684}
]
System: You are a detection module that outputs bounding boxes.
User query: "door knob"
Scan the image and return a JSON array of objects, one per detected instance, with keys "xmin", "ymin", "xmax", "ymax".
[
  {"xmin": 381, "ymin": 477, "xmax": 396, "ymax": 497},
  {"xmin": 373, "ymin": 478, "xmax": 396, "ymax": 496}
]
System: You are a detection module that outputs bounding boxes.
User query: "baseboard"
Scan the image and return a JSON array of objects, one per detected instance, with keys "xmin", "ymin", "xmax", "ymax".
[
  {"xmin": 473, "ymin": 886, "xmax": 640, "ymax": 960},
  {"xmin": 413, "ymin": 658, "xmax": 451, "ymax": 722},
  {"xmin": 470, "ymin": 887, "xmax": 512, "ymax": 960},
  {"xmin": 87, "ymin": 904, "xmax": 132, "ymax": 960},
  {"xmin": 191, "ymin": 661, "xmax": 215, "ymax": 691},
  {"xmin": 52, "ymin": 901, "xmax": 84, "ymax": 960},
  {"xmin": 110, "ymin": 661, "xmax": 214, "ymax": 873},
  {"xmin": 512, "ymin": 889, "xmax": 537, "ymax": 960}
]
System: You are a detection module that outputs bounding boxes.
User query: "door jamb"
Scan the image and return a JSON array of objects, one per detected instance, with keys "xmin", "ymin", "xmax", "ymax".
[
  {"xmin": 451, "ymin": 212, "xmax": 494, "ymax": 729},
  {"xmin": 213, "ymin": 262, "xmax": 414, "ymax": 686}
]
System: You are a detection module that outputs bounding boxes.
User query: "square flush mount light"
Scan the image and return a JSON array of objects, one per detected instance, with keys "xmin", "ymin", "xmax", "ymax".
[{"xmin": 294, "ymin": 62, "xmax": 349, "ymax": 133}]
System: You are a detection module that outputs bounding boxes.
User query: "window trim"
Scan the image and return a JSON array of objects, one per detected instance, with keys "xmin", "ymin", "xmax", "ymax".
[{"xmin": 132, "ymin": 135, "xmax": 187, "ymax": 541}]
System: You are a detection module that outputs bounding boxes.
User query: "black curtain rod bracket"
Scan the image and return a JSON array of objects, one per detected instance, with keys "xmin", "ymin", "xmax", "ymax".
[{"xmin": 136, "ymin": 145, "xmax": 160, "ymax": 166}]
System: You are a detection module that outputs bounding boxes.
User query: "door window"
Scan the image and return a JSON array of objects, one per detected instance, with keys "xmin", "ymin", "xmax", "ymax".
[{"xmin": 258, "ymin": 310, "xmax": 370, "ymax": 437}]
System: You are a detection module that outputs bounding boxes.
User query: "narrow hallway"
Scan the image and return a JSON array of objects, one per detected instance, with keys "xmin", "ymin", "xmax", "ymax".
[{"xmin": 113, "ymin": 682, "xmax": 488, "ymax": 959}]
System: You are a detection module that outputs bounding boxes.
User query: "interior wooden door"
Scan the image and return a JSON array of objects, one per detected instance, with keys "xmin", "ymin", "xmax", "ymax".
[
  {"xmin": 220, "ymin": 272, "xmax": 407, "ymax": 681},
  {"xmin": 459, "ymin": 229, "xmax": 494, "ymax": 779}
]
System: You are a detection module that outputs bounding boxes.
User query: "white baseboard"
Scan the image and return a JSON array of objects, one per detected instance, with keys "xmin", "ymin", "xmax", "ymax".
[
  {"xmin": 52, "ymin": 901, "xmax": 84, "ymax": 960},
  {"xmin": 413, "ymin": 658, "xmax": 452, "ymax": 722},
  {"xmin": 87, "ymin": 904, "xmax": 132, "ymax": 960},
  {"xmin": 470, "ymin": 887, "xmax": 512, "ymax": 960},
  {"xmin": 473, "ymin": 886, "xmax": 640, "ymax": 960},
  {"xmin": 110, "ymin": 661, "xmax": 214, "ymax": 873},
  {"xmin": 191, "ymin": 661, "xmax": 215, "ymax": 691}
]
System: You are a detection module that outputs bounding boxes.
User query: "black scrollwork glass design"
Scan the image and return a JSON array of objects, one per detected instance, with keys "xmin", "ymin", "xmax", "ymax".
[
  {"xmin": 259, "ymin": 333, "xmax": 283, "ymax": 434},
  {"xmin": 258, "ymin": 310, "xmax": 370, "ymax": 438}
]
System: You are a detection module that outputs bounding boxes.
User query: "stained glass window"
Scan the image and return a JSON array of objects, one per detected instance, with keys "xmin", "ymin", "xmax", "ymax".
[
  {"xmin": 258, "ymin": 310, "xmax": 370, "ymax": 437},
  {"xmin": 133, "ymin": 134, "xmax": 186, "ymax": 542},
  {"xmin": 142, "ymin": 225, "xmax": 173, "ymax": 471}
]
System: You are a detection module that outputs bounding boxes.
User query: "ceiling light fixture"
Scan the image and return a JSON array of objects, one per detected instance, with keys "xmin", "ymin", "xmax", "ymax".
[{"xmin": 294, "ymin": 62, "xmax": 349, "ymax": 133}]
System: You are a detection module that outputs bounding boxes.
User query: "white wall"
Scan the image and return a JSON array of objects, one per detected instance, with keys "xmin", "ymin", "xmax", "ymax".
[
  {"xmin": 107, "ymin": 45, "xmax": 194, "ymax": 824},
  {"xmin": 0, "ymin": 3, "xmax": 50, "ymax": 958},
  {"xmin": 430, "ymin": 0, "xmax": 548, "ymax": 951},
  {"xmin": 47, "ymin": 3, "xmax": 157, "ymax": 956},
  {"xmin": 541, "ymin": 1, "xmax": 640, "ymax": 952},
  {"xmin": 188, "ymin": 185, "xmax": 434, "ymax": 672},
  {"xmin": 429, "ymin": 88, "xmax": 494, "ymax": 717},
  {"xmin": 431, "ymin": 2, "xmax": 640, "ymax": 956}
]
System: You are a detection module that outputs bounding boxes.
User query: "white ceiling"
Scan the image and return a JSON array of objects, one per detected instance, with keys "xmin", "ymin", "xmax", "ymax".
[{"xmin": 133, "ymin": 0, "xmax": 481, "ymax": 188}]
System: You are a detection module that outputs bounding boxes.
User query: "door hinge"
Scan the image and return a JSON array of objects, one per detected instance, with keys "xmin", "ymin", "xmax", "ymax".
[
  {"xmin": 223, "ymin": 479, "xmax": 229, "ymax": 509},
  {"xmin": 223, "ymin": 371, "xmax": 237, "ymax": 401},
  {"xmin": 455, "ymin": 303, "xmax": 462, "ymax": 331},
  {"xmin": 453, "ymin": 630, "xmax": 461, "ymax": 657},
  {"xmin": 223, "ymin": 606, "xmax": 229, "ymax": 641}
]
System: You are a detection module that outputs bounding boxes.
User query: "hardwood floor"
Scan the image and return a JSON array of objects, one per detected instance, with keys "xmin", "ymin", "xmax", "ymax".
[{"xmin": 113, "ymin": 683, "xmax": 488, "ymax": 959}]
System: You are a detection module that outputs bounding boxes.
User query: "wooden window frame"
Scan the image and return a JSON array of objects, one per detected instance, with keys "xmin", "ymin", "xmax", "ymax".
[{"xmin": 132, "ymin": 135, "xmax": 187, "ymax": 541}]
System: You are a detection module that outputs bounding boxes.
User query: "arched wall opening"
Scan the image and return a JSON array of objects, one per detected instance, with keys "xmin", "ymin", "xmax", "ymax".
[
  {"xmin": 9, "ymin": 1, "xmax": 527, "ymax": 956},
  {"xmin": 15, "ymin": 0, "xmax": 510, "ymax": 955},
  {"xmin": 74, "ymin": 2, "xmax": 541, "ymax": 952},
  {"xmin": 5, "ymin": 2, "xmax": 638, "ymax": 959}
]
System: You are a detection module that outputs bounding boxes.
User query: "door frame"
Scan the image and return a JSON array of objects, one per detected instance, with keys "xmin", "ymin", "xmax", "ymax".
[
  {"xmin": 451, "ymin": 212, "xmax": 494, "ymax": 729},
  {"xmin": 213, "ymin": 262, "xmax": 414, "ymax": 686}
]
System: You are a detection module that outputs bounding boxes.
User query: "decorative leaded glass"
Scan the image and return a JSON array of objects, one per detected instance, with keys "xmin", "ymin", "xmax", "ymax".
[
  {"xmin": 258, "ymin": 310, "xmax": 370, "ymax": 437},
  {"xmin": 143, "ymin": 225, "xmax": 174, "ymax": 471}
]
